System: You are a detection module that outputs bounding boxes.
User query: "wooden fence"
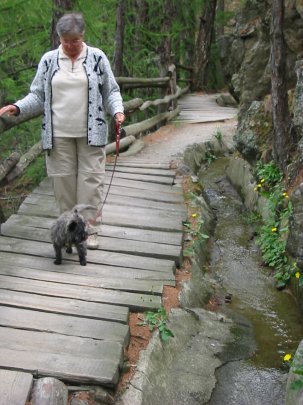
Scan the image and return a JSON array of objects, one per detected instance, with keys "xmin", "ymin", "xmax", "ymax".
[{"xmin": 0, "ymin": 64, "xmax": 191, "ymax": 185}]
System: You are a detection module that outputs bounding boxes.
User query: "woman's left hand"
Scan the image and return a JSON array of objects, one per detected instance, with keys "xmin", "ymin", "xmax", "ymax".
[{"xmin": 114, "ymin": 112, "xmax": 125, "ymax": 124}]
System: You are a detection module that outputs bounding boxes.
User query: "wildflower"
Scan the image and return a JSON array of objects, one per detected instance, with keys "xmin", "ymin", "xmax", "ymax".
[
  {"xmin": 257, "ymin": 184, "xmax": 262, "ymax": 188},
  {"xmin": 261, "ymin": 178, "xmax": 265, "ymax": 183},
  {"xmin": 191, "ymin": 213, "xmax": 197, "ymax": 218},
  {"xmin": 271, "ymin": 227, "xmax": 277, "ymax": 232},
  {"xmin": 283, "ymin": 354, "xmax": 292, "ymax": 362},
  {"xmin": 295, "ymin": 272, "xmax": 300, "ymax": 279},
  {"xmin": 254, "ymin": 187, "xmax": 258, "ymax": 191},
  {"xmin": 283, "ymin": 192, "xmax": 289, "ymax": 199}
]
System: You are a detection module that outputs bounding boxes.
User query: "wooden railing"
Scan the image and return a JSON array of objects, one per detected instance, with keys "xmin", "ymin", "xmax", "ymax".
[{"xmin": 0, "ymin": 64, "xmax": 191, "ymax": 184}]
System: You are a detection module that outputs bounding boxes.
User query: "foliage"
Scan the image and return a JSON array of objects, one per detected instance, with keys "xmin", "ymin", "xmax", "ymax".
[
  {"xmin": 205, "ymin": 150, "xmax": 217, "ymax": 164},
  {"xmin": 214, "ymin": 129, "xmax": 223, "ymax": 143},
  {"xmin": 183, "ymin": 213, "xmax": 209, "ymax": 258},
  {"xmin": 254, "ymin": 161, "xmax": 296, "ymax": 288},
  {"xmin": 254, "ymin": 161, "xmax": 283, "ymax": 191},
  {"xmin": 139, "ymin": 307, "xmax": 174, "ymax": 342}
]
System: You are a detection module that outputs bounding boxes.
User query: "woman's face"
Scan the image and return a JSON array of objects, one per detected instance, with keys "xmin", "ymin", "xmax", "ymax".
[{"xmin": 60, "ymin": 34, "xmax": 83, "ymax": 58}]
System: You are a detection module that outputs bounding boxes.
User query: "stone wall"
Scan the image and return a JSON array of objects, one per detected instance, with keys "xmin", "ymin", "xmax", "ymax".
[
  {"xmin": 221, "ymin": 0, "xmax": 303, "ymax": 275},
  {"xmin": 221, "ymin": 0, "xmax": 303, "ymax": 161}
]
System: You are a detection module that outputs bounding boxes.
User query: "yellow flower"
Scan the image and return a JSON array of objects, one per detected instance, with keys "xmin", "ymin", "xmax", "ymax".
[
  {"xmin": 283, "ymin": 192, "xmax": 289, "ymax": 199},
  {"xmin": 254, "ymin": 187, "xmax": 258, "ymax": 191},
  {"xmin": 295, "ymin": 272, "xmax": 300, "ymax": 279},
  {"xmin": 271, "ymin": 227, "xmax": 277, "ymax": 232},
  {"xmin": 191, "ymin": 213, "xmax": 197, "ymax": 218},
  {"xmin": 284, "ymin": 354, "xmax": 292, "ymax": 362},
  {"xmin": 257, "ymin": 184, "xmax": 262, "ymax": 188},
  {"xmin": 261, "ymin": 178, "xmax": 265, "ymax": 183}
]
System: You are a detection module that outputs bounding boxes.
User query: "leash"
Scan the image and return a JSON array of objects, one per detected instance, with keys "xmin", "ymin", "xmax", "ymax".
[
  {"xmin": 92, "ymin": 121, "xmax": 121, "ymax": 223},
  {"xmin": 103, "ymin": 120, "xmax": 121, "ymax": 207}
]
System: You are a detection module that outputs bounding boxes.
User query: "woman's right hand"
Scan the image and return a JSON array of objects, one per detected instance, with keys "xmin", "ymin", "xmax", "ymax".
[{"xmin": 0, "ymin": 104, "xmax": 18, "ymax": 117}]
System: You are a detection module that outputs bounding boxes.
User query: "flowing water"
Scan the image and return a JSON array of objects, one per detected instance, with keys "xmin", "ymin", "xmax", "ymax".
[{"xmin": 200, "ymin": 157, "xmax": 303, "ymax": 405}]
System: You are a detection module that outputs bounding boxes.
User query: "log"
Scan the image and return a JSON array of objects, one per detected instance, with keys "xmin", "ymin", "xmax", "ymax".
[
  {"xmin": 0, "ymin": 152, "xmax": 20, "ymax": 182},
  {"xmin": 116, "ymin": 76, "xmax": 170, "ymax": 89},
  {"xmin": 140, "ymin": 86, "xmax": 186, "ymax": 111},
  {"xmin": 0, "ymin": 111, "xmax": 41, "ymax": 134},
  {"xmin": 123, "ymin": 98, "xmax": 143, "ymax": 113},
  {"xmin": 124, "ymin": 107, "xmax": 180, "ymax": 138},
  {"xmin": 5, "ymin": 141, "xmax": 43, "ymax": 184},
  {"xmin": 105, "ymin": 135, "xmax": 136, "ymax": 155}
]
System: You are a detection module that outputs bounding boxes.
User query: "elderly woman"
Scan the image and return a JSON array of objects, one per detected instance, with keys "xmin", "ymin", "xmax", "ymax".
[{"xmin": 0, "ymin": 13, "xmax": 125, "ymax": 249}]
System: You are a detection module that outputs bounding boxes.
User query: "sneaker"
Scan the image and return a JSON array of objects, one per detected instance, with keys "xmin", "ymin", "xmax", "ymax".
[{"xmin": 87, "ymin": 233, "xmax": 99, "ymax": 250}]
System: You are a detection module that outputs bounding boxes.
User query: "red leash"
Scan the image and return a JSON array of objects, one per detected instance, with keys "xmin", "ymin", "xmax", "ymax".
[
  {"xmin": 102, "ymin": 121, "xmax": 121, "ymax": 207},
  {"xmin": 91, "ymin": 121, "xmax": 121, "ymax": 224}
]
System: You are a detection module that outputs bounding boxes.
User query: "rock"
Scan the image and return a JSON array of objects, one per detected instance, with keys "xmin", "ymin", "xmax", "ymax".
[
  {"xmin": 31, "ymin": 377, "xmax": 68, "ymax": 405},
  {"xmin": 285, "ymin": 339, "xmax": 303, "ymax": 405},
  {"xmin": 117, "ymin": 308, "xmax": 233, "ymax": 405},
  {"xmin": 216, "ymin": 93, "xmax": 238, "ymax": 107},
  {"xmin": 233, "ymin": 100, "xmax": 273, "ymax": 162},
  {"xmin": 94, "ymin": 387, "xmax": 114, "ymax": 404}
]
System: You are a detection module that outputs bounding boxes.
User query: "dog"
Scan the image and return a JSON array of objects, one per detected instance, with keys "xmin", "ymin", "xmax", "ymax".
[{"xmin": 50, "ymin": 204, "xmax": 95, "ymax": 266}]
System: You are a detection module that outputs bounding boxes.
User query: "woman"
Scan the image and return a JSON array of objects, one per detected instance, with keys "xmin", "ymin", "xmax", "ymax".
[{"xmin": 0, "ymin": 13, "xmax": 125, "ymax": 249}]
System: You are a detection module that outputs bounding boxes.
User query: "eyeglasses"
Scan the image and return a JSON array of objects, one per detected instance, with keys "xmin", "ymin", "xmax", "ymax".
[{"xmin": 60, "ymin": 37, "xmax": 83, "ymax": 46}]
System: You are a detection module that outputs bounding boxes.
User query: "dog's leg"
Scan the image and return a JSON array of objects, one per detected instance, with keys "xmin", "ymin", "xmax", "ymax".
[
  {"xmin": 76, "ymin": 243, "xmax": 87, "ymax": 266},
  {"xmin": 53, "ymin": 243, "xmax": 62, "ymax": 265},
  {"xmin": 66, "ymin": 244, "xmax": 73, "ymax": 254}
]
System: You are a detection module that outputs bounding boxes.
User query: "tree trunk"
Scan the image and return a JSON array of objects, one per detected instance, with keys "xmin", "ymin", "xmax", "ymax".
[
  {"xmin": 113, "ymin": 0, "xmax": 126, "ymax": 76},
  {"xmin": 192, "ymin": 0, "xmax": 217, "ymax": 90},
  {"xmin": 157, "ymin": 0, "xmax": 176, "ymax": 114},
  {"xmin": 51, "ymin": 0, "xmax": 74, "ymax": 49},
  {"xmin": 271, "ymin": 0, "xmax": 293, "ymax": 171}
]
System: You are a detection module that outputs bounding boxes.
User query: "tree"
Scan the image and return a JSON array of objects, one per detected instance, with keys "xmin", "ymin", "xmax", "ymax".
[
  {"xmin": 270, "ymin": 0, "xmax": 294, "ymax": 171},
  {"xmin": 192, "ymin": 0, "xmax": 217, "ymax": 90},
  {"xmin": 113, "ymin": 0, "xmax": 126, "ymax": 76},
  {"xmin": 51, "ymin": 0, "xmax": 74, "ymax": 49}
]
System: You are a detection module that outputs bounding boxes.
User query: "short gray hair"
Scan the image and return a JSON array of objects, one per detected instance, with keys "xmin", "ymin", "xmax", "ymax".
[{"xmin": 56, "ymin": 13, "xmax": 85, "ymax": 36}]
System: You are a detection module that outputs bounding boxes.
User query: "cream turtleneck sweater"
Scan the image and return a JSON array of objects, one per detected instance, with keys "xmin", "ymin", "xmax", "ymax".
[{"xmin": 51, "ymin": 43, "xmax": 88, "ymax": 137}]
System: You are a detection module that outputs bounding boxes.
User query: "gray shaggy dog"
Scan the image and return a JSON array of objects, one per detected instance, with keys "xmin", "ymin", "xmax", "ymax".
[{"xmin": 50, "ymin": 204, "xmax": 95, "ymax": 266}]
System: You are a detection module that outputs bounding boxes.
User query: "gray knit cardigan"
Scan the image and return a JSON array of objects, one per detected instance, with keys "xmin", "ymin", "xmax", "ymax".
[{"xmin": 15, "ymin": 45, "xmax": 124, "ymax": 150}]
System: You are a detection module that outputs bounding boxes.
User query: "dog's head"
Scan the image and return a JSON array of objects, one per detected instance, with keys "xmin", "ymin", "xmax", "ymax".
[{"xmin": 67, "ymin": 209, "xmax": 88, "ymax": 243}]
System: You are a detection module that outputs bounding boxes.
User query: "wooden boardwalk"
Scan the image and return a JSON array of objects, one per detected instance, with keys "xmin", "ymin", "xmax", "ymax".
[
  {"xmin": 0, "ymin": 92, "xmax": 237, "ymax": 402},
  {"xmin": 0, "ymin": 157, "xmax": 185, "ymax": 400}
]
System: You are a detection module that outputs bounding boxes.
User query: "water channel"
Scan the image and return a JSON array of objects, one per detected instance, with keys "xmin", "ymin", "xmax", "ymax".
[{"xmin": 199, "ymin": 157, "xmax": 303, "ymax": 405}]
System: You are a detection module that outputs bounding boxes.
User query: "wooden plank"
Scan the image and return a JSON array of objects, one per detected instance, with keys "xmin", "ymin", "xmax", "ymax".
[
  {"xmin": 3, "ymin": 215, "xmax": 183, "ymax": 245},
  {"xmin": 0, "ymin": 347, "xmax": 119, "ymax": 386},
  {"xmin": 0, "ymin": 306, "xmax": 129, "ymax": 344},
  {"xmin": 106, "ymin": 165, "xmax": 175, "ymax": 177},
  {"xmin": 101, "ymin": 205, "xmax": 184, "ymax": 231},
  {"xmin": 33, "ymin": 177, "xmax": 183, "ymax": 201},
  {"xmin": 0, "ymin": 236, "xmax": 176, "ymax": 272},
  {"xmin": 22, "ymin": 192, "xmax": 186, "ymax": 214},
  {"xmin": 107, "ymin": 161, "xmax": 172, "ymax": 169},
  {"xmin": 0, "ymin": 252, "xmax": 175, "ymax": 284},
  {"xmin": 18, "ymin": 199, "xmax": 185, "ymax": 231},
  {"xmin": 20, "ymin": 193, "xmax": 187, "ymax": 216},
  {"xmin": 0, "ymin": 288, "xmax": 129, "ymax": 323},
  {"xmin": 1, "ymin": 223, "xmax": 181, "ymax": 262},
  {"xmin": 0, "ymin": 369, "xmax": 33, "ymax": 405},
  {"xmin": 0, "ymin": 327, "xmax": 123, "ymax": 364},
  {"xmin": 0, "ymin": 274, "xmax": 162, "ymax": 312},
  {"xmin": 105, "ymin": 170, "xmax": 173, "ymax": 185},
  {"xmin": 33, "ymin": 180, "xmax": 184, "ymax": 204},
  {"xmin": 100, "ymin": 224, "xmax": 182, "ymax": 245},
  {"xmin": 0, "ymin": 264, "xmax": 164, "ymax": 295}
]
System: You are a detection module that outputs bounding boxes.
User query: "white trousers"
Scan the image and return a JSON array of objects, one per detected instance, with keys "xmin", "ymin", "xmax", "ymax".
[{"xmin": 46, "ymin": 137, "xmax": 106, "ymax": 231}]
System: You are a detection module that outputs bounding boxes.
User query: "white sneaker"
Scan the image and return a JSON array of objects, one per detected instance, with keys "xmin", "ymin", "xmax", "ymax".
[{"xmin": 87, "ymin": 233, "xmax": 99, "ymax": 250}]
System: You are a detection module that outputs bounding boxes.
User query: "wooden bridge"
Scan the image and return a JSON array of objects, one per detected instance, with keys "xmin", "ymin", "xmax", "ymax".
[{"xmin": 0, "ymin": 93, "xmax": 237, "ymax": 403}]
